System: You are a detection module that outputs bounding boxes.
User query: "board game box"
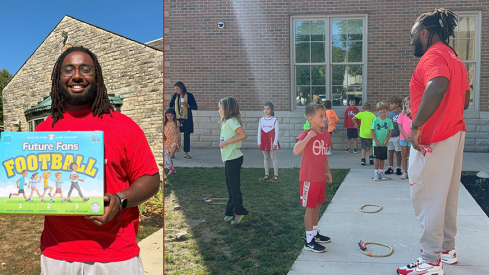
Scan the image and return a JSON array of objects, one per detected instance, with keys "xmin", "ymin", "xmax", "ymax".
[{"xmin": 0, "ymin": 131, "xmax": 104, "ymax": 215}]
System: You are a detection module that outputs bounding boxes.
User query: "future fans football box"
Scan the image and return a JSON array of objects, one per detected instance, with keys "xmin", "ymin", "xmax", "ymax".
[{"xmin": 0, "ymin": 131, "xmax": 104, "ymax": 215}]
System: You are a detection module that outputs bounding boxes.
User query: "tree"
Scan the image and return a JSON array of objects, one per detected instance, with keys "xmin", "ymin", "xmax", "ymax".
[{"xmin": 0, "ymin": 68, "xmax": 14, "ymax": 126}]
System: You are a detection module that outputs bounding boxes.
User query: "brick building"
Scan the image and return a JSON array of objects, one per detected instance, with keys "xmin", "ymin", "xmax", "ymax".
[
  {"xmin": 2, "ymin": 15, "xmax": 164, "ymax": 169},
  {"xmin": 164, "ymin": 0, "xmax": 489, "ymax": 152}
]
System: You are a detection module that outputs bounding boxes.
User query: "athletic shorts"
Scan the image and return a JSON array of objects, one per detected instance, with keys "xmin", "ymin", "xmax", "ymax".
[
  {"xmin": 347, "ymin": 128, "xmax": 358, "ymax": 139},
  {"xmin": 361, "ymin": 138, "xmax": 372, "ymax": 149},
  {"xmin": 399, "ymin": 140, "xmax": 411, "ymax": 147},
  {"xmin": 300, "ymin": 181, "xmax": 326, "ymax": 208},
  {"xmin": 18, "ymin": 189, "xmax": 25, "ymax": 194},
  {"xmin": 44, "ymin": 187, "xmax": 50, "ymax": 191},
  {"xmin": 55, "ymin": 188, "xmax": 62, "ymax": 194},
  {"xmin": 388, "ymin": 136, "xmax": 401, "ymax": 151},
  {"xmin": 373, "ymin": 146, "xmax": 388, "ymax": 160}
]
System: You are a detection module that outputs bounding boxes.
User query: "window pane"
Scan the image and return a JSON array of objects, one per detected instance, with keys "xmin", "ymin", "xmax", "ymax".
[
  {"xmin": 348, "ymin": 65, "xmax": 363, "ymax": 85},
  {"xmin": 295, "ymin": 42, "xmax": 310, "ymax": 63},
  {"xmin": 332, "ymin": 20, "xmax": 347, "ymax": 41},
  {"xmin": 311, "ymin": 42, "xmax": 325, "ymax": 63},
  {"xmin": 311, "ymin": 65, "xmax": 326, "ymax": 85},
  {"xmin": 348, "ymin": 86, "xmax": 363, "ymax": 106},
  {"xmin": 332, "ymin": 65, "xmax": 346, "ymax": 86},
  {"xmin": 458, "ymin": 16, "xmax": 475, "ymax": 39},
  {"xmin": 296, "ymin": 65, "xmax": 310, "ymax": 86},
  {"xmin": 311, "ymin": 20, "xmax": 325, "ymax": 41},
  {"xmin": 458, "ymin": 39, "xmax": 475, "ymax": 61},
  {"xmin": 348, "ymin": 19, "xmax": 363, "ymax": 40},
  {"xmin": 332, "ymin": 42, "xmax": 347, "ymax": 62},
  {"xmin": 296, "ymin": 86, "xmax": 310, "ymax": 106},
  {"xmin": 295, "ymin": 21, "xmax": 310, "ymax": 42},
  {"xmin": 348, "ymin": 41, "xmax": 363, "ymax": 62},
  {"xmin": 312, "ymin": 86, "xmax": 326, "ymax": 96},
  {"xmin": 332, "ymin": 86, "xmax": 347, "ymax": 106}
]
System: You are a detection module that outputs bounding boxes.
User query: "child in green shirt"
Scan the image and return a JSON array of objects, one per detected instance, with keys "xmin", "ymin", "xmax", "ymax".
[
  {"xmin": 370, "ymin": 102, "xmax": 394, "ymax": 180},
  {"xmin": 218, "ymin": 96, "xmax": 248, "ymax": 226}
]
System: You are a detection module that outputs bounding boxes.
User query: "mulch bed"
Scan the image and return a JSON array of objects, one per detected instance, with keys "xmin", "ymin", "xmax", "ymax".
[{"xmin": 461, "ymin": 172, "xmax": 489, "ymax": 217}]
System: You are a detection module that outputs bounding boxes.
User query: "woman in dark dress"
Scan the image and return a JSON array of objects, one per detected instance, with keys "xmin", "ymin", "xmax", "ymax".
[{"xmin": 169, "ymin": 81, "xmax": 198, "ymax": 159}]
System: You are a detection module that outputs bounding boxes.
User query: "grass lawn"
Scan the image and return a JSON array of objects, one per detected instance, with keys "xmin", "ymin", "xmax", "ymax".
[
  {"xmin": 164, "ymin": 167, "xmax": 348, "ymax": 275},
  {"xmin": 0, "ymin": 186, "xmax": 163, "ymax": 275}
]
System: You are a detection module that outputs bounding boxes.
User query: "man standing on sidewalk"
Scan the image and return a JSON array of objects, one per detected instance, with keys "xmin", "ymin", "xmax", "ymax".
[
  {"xmin": 36, "ymin": 46, "xmax": 160, "ymax": 275},
  {"xmin": 397, "ymin": 8, "xmax": 470, "ymax": 275}
]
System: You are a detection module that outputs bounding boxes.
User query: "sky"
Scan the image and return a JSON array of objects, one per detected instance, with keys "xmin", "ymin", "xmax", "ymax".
[{"xmin": 0, "ymin": 0, "xmax": 163, "ymax": 75}]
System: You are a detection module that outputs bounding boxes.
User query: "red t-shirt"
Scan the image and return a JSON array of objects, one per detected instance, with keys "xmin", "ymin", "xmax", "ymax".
[
  {"xmin": 296, "ymin": 129, "xmax": 331, "ymax": 182},
  {"xmin": 344, "ymin": 106, "xmax": 360, "ymax": 128},
  {"xmin": 410, "ymin": 41, "xmax": 469, "ymax": 145},
  {"xmin": 36, "ymin": 109, "xmax": 159, "ymax": 262}
]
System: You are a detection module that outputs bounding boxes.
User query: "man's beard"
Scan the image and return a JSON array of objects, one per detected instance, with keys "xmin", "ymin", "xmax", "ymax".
[
  {"xmin": 413, "ymin": 39, "xmax": 424, "ymax": 58},
  {"xmin": 59, "ymin": 83, "xmax": 97, "ymax": 106}
]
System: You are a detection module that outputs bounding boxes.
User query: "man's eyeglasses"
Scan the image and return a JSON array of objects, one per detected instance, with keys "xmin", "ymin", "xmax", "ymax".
[
  {"xmin": 61, "ymin": 65, "xmax": 94, "ymax": 77},
  {"xmin": 410, "ymin": 28, "xmax": 425, "ymax": 42}
]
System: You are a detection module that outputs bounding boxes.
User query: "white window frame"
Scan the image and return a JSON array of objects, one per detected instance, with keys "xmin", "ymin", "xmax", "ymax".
[
  {"xmin": 290, "ymin": 14, "xmax": 368, "ymax": 109},
  {"xmin": 453, "ymin": 11, "xmax": 481, "ymax": 111}
]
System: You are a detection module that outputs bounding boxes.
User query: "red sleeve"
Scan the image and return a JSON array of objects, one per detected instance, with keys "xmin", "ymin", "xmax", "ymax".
[
  {"xmin": 295, "ymin": 129, "xmax": 309, "ymax": 142},
  {"xmin": 421, "ymin": 50, "xmax": 450, "ymax": 85}
]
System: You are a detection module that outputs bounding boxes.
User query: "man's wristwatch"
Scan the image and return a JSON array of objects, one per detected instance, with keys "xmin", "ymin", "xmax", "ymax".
[
  {"xmin": 410, "ymin": 123, "xmax": 421, "ymax": 130},
  {"xmin": 115, "ymin": 192, "xmax": 128, "ymax": 210}
]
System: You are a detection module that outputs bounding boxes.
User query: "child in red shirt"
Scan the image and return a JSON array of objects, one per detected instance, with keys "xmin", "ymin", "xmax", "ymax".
[
  {"xmin": 344, "ymin": 98, "xmax": 360, "ymax": 153},
  {"xmin": 293, "ymin": 103, "xmax": 333, "ymax": 253}
]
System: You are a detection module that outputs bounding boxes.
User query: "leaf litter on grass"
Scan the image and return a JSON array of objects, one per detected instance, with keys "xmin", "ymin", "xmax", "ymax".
[{"xmin": 165, "ymin": 167, "xmax": 348, "ymax": 275}]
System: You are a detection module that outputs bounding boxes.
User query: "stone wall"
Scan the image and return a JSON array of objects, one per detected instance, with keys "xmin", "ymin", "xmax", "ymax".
[
  {"xmin": 2, "ymin": 16, "xmax": 164, "ymax": 172},
  {"xmin": 189, "ymin": 109, "xmax": 489, "ymax": 152}
]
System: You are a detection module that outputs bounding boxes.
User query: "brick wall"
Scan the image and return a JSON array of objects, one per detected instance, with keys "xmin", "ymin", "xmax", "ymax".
[
  {"xmin": 165, "ymin": 0, "xmax": 489, "ymax": 151},
  {"xmin": 3, "ymin": 16, "xmax": 164, "ymax": 170}
]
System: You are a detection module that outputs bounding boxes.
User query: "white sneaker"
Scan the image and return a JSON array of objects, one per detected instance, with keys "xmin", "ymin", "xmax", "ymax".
[
  {"xmin": 441, "ymin": 248, "xmax": 457, "ymax": 264},
  {"xmin": 327, "ymin": 150, "xmax": 333, "ymax": 156},
  {"xmin": 401, "ymin": 172, "xmax": 408, "ymax": 179},
  {"xmin": 373, "ymin": 172, "xmax": 380, "ymax": 181},
  {"xmin": 379, "ymin": 171, "xmax": 387, "ymax": 180},
  {"xmin": 397, "ymin": 258, "xmax": 443, "ymax": 275}
]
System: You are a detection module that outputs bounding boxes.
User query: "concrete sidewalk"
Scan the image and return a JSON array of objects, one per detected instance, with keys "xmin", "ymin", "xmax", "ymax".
[
  {"xmin": 140, "ymin": 228, "xmax": 163, "ymax": 275},
  {"xmin": 171, "ymin": 148, "xmax": 489, "ymax": 274}
]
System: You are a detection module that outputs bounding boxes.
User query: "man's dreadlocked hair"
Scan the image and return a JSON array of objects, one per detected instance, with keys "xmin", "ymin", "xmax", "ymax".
[
  {"xmin": 415, "ymin": 8, "xmax": 459, "ymax": 55},
  {"xmin": 50, "ymin": 46, "xmax": 114, "ymax": 127}
]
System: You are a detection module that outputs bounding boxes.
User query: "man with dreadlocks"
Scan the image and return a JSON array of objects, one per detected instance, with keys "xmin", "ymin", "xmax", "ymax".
[
  {"xmin": 35, "ymin": 46, "xmax": 160, "ymax": 274},
  {"xmin": 397, "ymin": 8, "xmax": 470, "ymax": 275}
]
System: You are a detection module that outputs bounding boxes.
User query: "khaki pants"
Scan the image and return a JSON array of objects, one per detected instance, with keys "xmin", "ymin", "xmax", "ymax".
[
  {"xmin": 41, "ymin": 253, "xmax": 144, "ymax": 275},
  {"xmin": 408, "ymin": 131, "xmax": 465, "ymax": 263}
]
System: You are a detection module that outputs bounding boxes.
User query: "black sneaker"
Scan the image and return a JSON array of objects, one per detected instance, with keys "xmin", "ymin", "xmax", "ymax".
[
  {"xmin": 361, "ymin": 158, "xmax": 366, "ymax": 165},
  {"xmin": 353, "ymin": 149, "xmax": 358, "ymax": 154},
  {"xmin": 345, "ymin": 148, "xmax": 352, "ymax": 153},
  {"xmin": 369, "ymin": 156, "xmax": 374, "ymax": 165},
  {"xmin": 396, "ymin": 167, "xmax": 402, "ymax": 175},
  {"xmin": 385, "ymin": 167, "xmax": 394, "ymax": 174},
  {"xmin": 304, "ymin": 238, "xmax": 326, "ymax": 253},
  {"xmin": 314, "ymin": 231, "xmax": 331, "ymax": 244}
]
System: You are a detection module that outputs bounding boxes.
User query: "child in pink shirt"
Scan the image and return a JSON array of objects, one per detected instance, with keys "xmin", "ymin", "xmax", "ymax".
[{"xmin": 397, "ymin": 96, "xmax": 412, "ymax": 179}]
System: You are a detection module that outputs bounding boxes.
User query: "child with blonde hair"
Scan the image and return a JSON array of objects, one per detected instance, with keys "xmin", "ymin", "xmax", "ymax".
[
  {"xmin": 397, "ymin": 96, "xmax": 412, "ymax": 179},
  {"xmin": 370, "ymin": 102, "xmax": 394, "ymax": 181},
  {"xmin": 219, "ymin": 97, "xmax": 248, "ymax": 226}
]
